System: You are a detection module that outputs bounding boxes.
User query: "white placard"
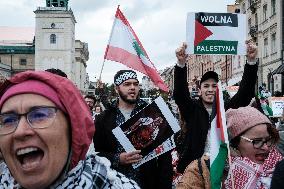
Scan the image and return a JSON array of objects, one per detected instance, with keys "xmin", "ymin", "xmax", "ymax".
[
  {"xmin": 112, "ymin": 96, "xmax": 180, "ymax": 168},
  {"xmin": 186, "ymin": 12, "xmax": 246, "ymax": 55}
]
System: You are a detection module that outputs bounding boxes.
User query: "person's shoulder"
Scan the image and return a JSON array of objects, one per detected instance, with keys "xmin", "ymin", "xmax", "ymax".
[
  {"xmin": 88, "ymin": 155, "xmax": 140, "ymax": 188},
  {"xmin": 137, "ymin": 99, "xmax": 148, "ymax": 108},
  {"xmin": 0, "ymin": 163, "xmax": 14, "ymax": 186},
  {"xmin": 99, "ymin": 105, "xmax": 117, "ymax": 115},
  {"xmin": 195, "ymin": 99, "xmax": 206, "ymax": 108},
  {"xmin": 95, "ymin": 109, "xmax": 114, "ymax": 124},
  {"xmin": 276, "ymin": 159, "xmax": 284, "ymax": 168}
]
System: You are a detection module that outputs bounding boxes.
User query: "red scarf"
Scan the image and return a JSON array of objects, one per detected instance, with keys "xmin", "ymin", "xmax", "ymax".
[{"xmin": 224, "ymin": 148, "xmax": 283, "ymax": 189}]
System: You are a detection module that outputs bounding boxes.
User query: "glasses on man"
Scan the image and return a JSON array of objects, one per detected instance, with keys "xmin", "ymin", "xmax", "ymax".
[
  {"xmin": 0, "ymin": 106, "xmax": 58, "ymax": 136},
  {"xmin": 240, "ymin": 135, "xmax": 274, "ymax": 149}
]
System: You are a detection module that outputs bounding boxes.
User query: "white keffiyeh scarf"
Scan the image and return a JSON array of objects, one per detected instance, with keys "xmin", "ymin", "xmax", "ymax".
[{"xmin": 0, "ymin": 155, "xmax": 140, "ymax": 189}]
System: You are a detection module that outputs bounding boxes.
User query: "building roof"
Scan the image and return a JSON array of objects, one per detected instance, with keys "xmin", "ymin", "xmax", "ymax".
[
  {"xmin": 0, "ymin": 45, "xmax": 35, "ymax": 54},
  {"xmin": 0, "ymin": 26, "xmax": 35, "ymax": 45}
]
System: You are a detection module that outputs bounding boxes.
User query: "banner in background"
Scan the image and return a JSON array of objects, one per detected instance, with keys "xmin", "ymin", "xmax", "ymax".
[{"xmin": 269, "ymin": 97, "xmax": 284, "ymax": 117}]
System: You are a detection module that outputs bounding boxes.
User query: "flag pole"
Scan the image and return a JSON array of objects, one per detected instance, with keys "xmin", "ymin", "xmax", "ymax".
[
  {"xmin": 217, "ymin": 83, "xmax": 235, "ymax": 189},
  {"xmin": 226, "ymin": 145, "xmax": 235, "ymax": 189},
  {"xmin": 99, "ymin": 5, "xmax": 120, "ymax": 81},
  {"xmin": 98, "ymin": 59, "xmax": 106, "ymax": 81}
]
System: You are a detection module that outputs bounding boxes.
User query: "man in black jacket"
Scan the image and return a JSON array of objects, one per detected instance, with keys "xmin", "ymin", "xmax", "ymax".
[
  {"xmin": 271, "ymin": 159, "xmax": 284, "ymax": 188},
  {"xmin": 174, "ymin": 42, "xmax": 258, "ymax": 173},
  {"xmin": 93, "ymin": 70, "xmax": 173, "ymax": 189}
]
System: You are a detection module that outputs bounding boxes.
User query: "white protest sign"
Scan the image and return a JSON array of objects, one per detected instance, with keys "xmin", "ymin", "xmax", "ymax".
[
  {"xmin": 269, "ymin": 97, "xmax": 284, "ymax": 117},
  {"xmin": 112, "ymin": 96, "xmax": 180, "ymax": 168},
  {"xmin": 226, "ymin": 86, "xmax": 239, "ymax": 97},
  {"xmin": 186, "ymin": 12, "xmax": 246, "ymax": 55}
]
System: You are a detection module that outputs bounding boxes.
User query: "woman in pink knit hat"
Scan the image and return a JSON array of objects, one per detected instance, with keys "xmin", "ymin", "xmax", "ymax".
[
  {"xmin": 224, "ymin": 106, "xmax": 283, "ymax": 189},
  {"xmin": 0, "ymin": 71, "xmax": 140, "ymax": 188}
]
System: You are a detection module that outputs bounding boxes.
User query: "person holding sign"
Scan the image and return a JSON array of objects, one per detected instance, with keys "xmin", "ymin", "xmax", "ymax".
[
  {"xmin": 93, "ymin": 70, "xmax": 173, "ymax": 189},
  {"xmin": 173, "ymin": 41, "xmax": 258, "ymax": 173}
]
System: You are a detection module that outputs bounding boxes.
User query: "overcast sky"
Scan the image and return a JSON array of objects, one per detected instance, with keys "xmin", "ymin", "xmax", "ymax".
[{"xmin": 0, "ymin": 0, "xmax": 236, "ymax": 83}]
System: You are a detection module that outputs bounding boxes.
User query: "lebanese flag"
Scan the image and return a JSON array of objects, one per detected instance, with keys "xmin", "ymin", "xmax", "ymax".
[
  {"xmin": 210, "ymin": 83, "xmax": 229, "ymax": 189},
  {"xmin": 104, "ymin": 6, "xmax": 169, "ymax": 92}
]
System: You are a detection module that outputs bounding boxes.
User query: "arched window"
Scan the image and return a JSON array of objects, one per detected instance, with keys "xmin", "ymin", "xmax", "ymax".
[{"xmin": 50, "ymin": 34, "xmax": 56, "ymax": 44}]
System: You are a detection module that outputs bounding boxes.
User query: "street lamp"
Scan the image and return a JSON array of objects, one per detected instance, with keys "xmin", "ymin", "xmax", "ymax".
[
  {"xmin": 268, "ymin": 68, "xmax": 274, "ymax": 94},
  {"xmin": 6, "ymin": 49, "xmax": 14, "ymax": 76}
]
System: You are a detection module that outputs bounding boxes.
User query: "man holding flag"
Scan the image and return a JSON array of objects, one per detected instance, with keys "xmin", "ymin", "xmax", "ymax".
[
  {"xmin": 173, "ymin": 41, "xmax": 258, "ymax": 176},
  {"xmin": 95, "ymin": 7, "xmax": 173, "ymax": 187},
  {"xmin": 176, "ymin": 81, "xmax": 227, "ymax": 189}
]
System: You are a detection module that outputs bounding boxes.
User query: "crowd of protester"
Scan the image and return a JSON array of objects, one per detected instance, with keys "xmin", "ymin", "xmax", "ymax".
[{"xmin": 0, "ymin": 40, "xmax": 283, "ymax": 189}]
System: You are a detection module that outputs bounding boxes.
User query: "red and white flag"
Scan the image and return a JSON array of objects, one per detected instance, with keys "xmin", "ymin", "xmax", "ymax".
[{"xmin": 104, "ymin": 6, "xmax": 169, "ymax": 92}]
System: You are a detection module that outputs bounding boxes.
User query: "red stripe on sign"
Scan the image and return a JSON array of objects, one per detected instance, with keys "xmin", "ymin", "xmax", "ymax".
[{"xmin": 194, "ymin": 20, "xmax": 213, "ymax": 46}]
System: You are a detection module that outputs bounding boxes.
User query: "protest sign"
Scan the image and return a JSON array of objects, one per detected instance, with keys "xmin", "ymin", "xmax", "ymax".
[
  {"xmin": 269, "ymin": 97, "xmax": 284, "ymax": 117},
  {"xmin": 186, "ymin": 12, "xmax": 246, "ymax": 55},
  {"xmin": 112, "ymin": 96, "xmax": 180, "ymax": 168},
  {"xmin": 226, "ymin": 86, "xmax": 239, "ymax": 97}
]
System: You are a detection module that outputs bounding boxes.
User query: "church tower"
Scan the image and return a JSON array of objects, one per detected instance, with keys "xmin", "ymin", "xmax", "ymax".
[{"xmin": 34, "ymin": 0, "xmax": 76, "ymax": 80}]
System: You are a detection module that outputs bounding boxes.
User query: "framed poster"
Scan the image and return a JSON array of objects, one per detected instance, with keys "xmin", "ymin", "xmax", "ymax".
[{"xmin": 113, "ymin": 96, "xmax": 180, "ymax": 168}]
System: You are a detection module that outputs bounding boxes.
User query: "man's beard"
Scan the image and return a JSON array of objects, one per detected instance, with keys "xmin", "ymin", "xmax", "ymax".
[{"xmin": 118, "ymin": 90, "xmax": 138, "ymax": 104}]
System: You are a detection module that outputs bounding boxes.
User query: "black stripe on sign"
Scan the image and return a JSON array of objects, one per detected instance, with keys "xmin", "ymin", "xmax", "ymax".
[{"xmin": 195, "ymin": 12, "xmax": 238, "ymax": 27}]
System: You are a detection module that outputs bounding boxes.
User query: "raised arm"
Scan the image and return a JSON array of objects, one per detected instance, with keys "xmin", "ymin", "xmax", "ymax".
[
  {"xmin": 173, "ymin": 43, "xmax": 196, "ymax": 118},
  {"xmin": 226, "ymin": 41, "xmax": 258, "ymax": 110}
]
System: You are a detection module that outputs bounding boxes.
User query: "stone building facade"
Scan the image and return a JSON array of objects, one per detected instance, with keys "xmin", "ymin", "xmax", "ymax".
[
  {"xmin": 237, "ymin": 0, "xmax": 283, "ymax": 93},
  {"xmin": 34, "ymin": 5, "xmax": 77, "ymax": 81},
  {"xmin": 0, "ymin": 0, "xmax": 89, "ymax": 93}
]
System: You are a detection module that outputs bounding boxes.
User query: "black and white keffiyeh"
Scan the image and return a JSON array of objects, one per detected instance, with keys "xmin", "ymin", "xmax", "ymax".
[
  {"xmin": 114, "ymin": 70, "xmax": 138, "ymax": 86},
  {"xmin": 0, "ymin": 155, "xmax": 140, "ymax": 189}
]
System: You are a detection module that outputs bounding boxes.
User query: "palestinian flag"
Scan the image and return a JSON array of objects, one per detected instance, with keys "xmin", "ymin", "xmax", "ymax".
[
  {"xmin": 210, "ymin": 83, "xmax": 229, "ymax": 189},
  {"xmin": 186, "ymin": 12, "xmax": 246, "ymax": 55},
  {"xmin": 104, "ymin": 6, "xmax": 169, "ymax": 92}
]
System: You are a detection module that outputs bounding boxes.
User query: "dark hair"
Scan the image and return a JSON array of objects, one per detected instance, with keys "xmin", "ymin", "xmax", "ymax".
[
  {"xmin": 230, "ymin": 123, "xmax": 279, "ymax": 149},
  {"xmin": 94, "ymin": 104, "xmax": 103, "ymax": 111},
  {"xmin": 84, "ymin": 95, "xmax": 96, "ymax": 103},
  {"xmin": 200, "ymin": 71, "xmax": 219, "ymax": 86},
  {"xmin": 45, "ymin": 68, "xmax": 67, "ymax": 78}
]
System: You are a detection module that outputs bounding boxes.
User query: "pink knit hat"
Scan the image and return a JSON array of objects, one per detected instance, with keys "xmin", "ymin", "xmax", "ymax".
[
  {"xmin": 0, "ymin": 71, "xmax": 95, "ymax": 169},
  {"xmin": 0, "ymin": 80, "xmax": 66, "ymax": 112},
  {"xmin": 226, "ymin": 106, "xmax": 272, "ymax": 139}
]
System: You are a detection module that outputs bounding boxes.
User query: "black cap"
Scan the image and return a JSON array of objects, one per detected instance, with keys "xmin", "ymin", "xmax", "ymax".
[{"xmin": 200, "ymin": 71, "xmax": 219, "ymax": 84}]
